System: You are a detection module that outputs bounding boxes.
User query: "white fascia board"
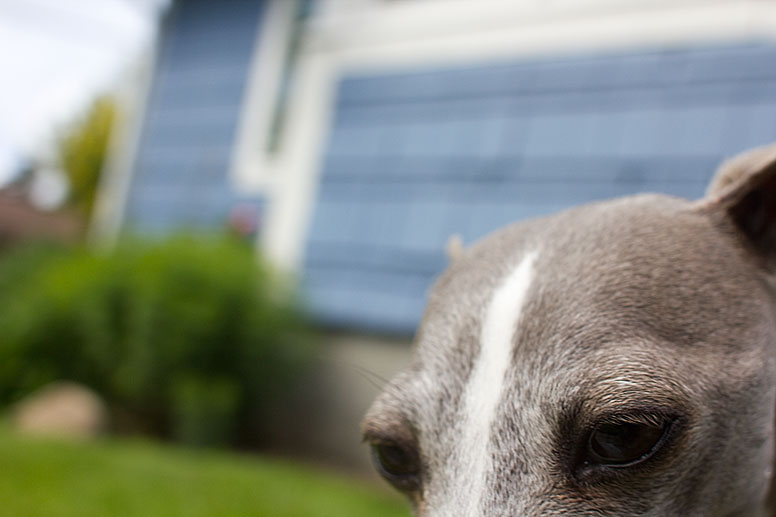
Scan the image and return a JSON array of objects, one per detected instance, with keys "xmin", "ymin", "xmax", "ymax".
[{"xmin": 310, "ymin": 0, "xmax": 776, "ymax": 70}]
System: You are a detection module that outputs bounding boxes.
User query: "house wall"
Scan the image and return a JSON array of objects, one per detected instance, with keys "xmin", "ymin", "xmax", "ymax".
[
  {"xmin": 266, "ymin": 332, "xmax": 413, "ymax": 472},
  {"xmin": 241, "ymin": 0, "xmax": 776, "ymax": 335}
]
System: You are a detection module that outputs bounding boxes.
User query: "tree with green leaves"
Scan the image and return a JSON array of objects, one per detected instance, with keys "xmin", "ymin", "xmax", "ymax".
[{"xmin": 57, "ymin": 95, "xmax": 116, "ymax": 224}]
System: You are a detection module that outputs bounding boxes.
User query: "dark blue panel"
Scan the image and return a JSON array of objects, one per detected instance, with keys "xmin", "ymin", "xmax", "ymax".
[
  {"xmin": 306, "ymin": 42, "xmax": 776, "ymax": 335},
  {"xmin": 124, "ymin": 0, "xmax": 265, "ymax": 234}
]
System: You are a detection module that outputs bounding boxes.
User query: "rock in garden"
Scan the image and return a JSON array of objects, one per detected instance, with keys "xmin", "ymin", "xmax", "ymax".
[{"xmin": 11, "ymin": 381, "xmax": 107, "ymax": 439}]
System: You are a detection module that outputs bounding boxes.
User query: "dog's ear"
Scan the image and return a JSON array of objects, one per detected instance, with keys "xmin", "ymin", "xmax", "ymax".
[{"xmin": 703, "ymin": 143, "xmax": 776, "ymax": 261}]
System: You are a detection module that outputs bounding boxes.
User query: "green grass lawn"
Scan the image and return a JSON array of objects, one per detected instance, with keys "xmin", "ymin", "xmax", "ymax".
[{"xmin": 0, "ymin": 429, "xmax": 410, "ymax": 517}]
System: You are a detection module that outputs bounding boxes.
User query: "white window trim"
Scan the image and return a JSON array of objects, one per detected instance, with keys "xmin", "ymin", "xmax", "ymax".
[{"xmin": 229, "ymin": 0, "xmax": 298, "ymax": 193}]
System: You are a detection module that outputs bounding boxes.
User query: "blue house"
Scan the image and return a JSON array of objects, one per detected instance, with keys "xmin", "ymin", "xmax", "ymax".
[{"xmin": 93, "ymin": 0, "xmax": 776, "ymax": 466}]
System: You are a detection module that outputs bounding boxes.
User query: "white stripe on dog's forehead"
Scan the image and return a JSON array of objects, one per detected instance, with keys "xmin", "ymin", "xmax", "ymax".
[{"xmin": 445, "ymin": 250, "xmax": 538, "ymax": 515}]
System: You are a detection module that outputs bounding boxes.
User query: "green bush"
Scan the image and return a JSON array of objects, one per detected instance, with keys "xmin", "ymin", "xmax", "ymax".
[
  {"xmin": 171, "ymin": 374, "xmax": 238, "ymax": 447},
  {"xmin": 0, "ymin": 235, "xmax": 313, "ymax": 447}
]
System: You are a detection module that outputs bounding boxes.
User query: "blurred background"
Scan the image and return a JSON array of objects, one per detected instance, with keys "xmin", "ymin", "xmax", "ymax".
[{"xmin": 2, "ymin": 0, "xmax": 776, "ymax": 515}]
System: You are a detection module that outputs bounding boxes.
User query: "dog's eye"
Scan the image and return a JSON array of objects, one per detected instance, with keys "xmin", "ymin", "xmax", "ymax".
[
  {"xmin": 371, "ymin": 442, "xmax": 421, "ymax": 490},
  {"xmin": 587, "ymin": 421, "xmax": 668, "ymax": 467}
]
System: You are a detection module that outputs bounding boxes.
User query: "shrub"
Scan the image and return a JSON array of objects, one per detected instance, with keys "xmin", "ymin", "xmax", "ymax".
[{"xmin": 0, "ymin": 235, "xmax": 313, "ymax": 447}]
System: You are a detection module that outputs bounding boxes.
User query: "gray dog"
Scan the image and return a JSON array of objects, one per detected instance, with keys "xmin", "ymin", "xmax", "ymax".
[{"xmin": 364, "ymin": 143, "xmax": 776, "ymax": 516}]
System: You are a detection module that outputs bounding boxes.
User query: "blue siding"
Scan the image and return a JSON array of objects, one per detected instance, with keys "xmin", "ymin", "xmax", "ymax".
[
  {"xmin": 124, "ymin": 0, "xmax": 265, "ymax": 232},
  {"xmin": 305, "ymin": 43, "xmax": 776, "ymax": 334}
]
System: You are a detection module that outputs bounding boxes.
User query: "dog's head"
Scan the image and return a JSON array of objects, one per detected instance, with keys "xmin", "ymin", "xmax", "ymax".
[{"xmin": 364, "ymin": 144, "xmax": 776, "ymax": 516}]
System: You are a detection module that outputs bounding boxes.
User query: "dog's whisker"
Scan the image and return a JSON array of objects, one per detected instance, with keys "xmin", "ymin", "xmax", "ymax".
[{"xmin": 329, "ymin": 358, "xmax": 389, "ymax": 390}]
